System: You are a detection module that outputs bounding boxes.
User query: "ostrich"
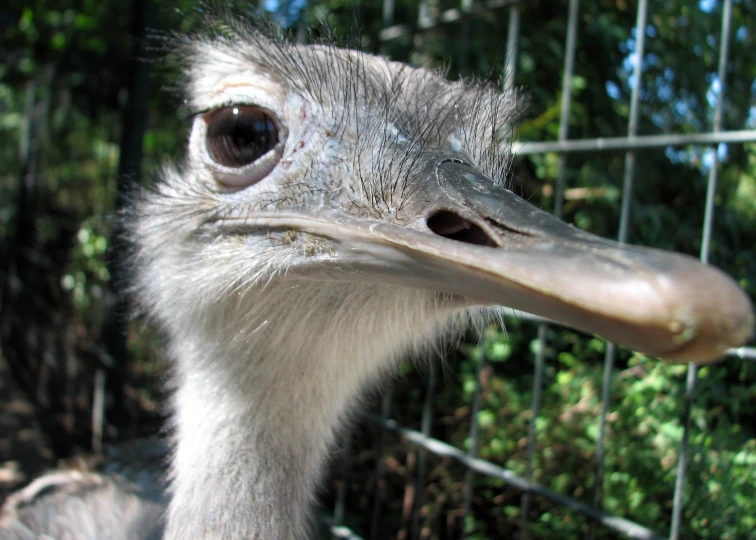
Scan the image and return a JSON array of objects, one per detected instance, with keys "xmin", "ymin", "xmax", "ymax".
[{"xmin": 1, "ymin": 20, "xmax": 753, "ymax": 540}]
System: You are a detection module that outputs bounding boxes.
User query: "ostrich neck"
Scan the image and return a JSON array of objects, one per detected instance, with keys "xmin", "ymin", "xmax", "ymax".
[
  {"xmin": 165, "ymin": 347, "xmax": 342, "ymax": 539},
  {"xmin": 161, "ymin": 284, "xmax": 456, "ymax": 539}
]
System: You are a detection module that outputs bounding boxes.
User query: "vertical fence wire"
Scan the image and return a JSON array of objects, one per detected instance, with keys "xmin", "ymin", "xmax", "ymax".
[
  {"xmin": 517, "ymin": 324, "xmax": 547, "ymax": 539},
  {"xmin": 617, "ymin": 0, "xmax": 648, "ymax": 246},
  {"xmin": 459, "ymin": 333, "xmax": 488, "ymax": 538},
  {"xmin": 334, "ymin": 429, "xmax": 354, "ymax": 529},
  {"xmin": 380, "ymin": 0, "xmax": 396, "ymax": 57},
  {"xmin": 383, "ymin": 0, "xmax": 395, "ymax": 27},
  {"xmin": 670, "ymin": 1, "xmax": 733, "ymax": 538},
  {"xmin": 370, "ymin": 389, "xmax": 394, "ymax": 540},
  {"xmin": 419, "ymin": 0, "xmax": 432, "ymax": 29},
  {"xmin": 517, "ymin": 2, "xmax": 579, "ymax": 538},
  {"xmin": 588, "ymin": 1, "xmax": 649, "ymax": 538},
  {"xmin": 411, "ymin": 367, "xmax": 436, "ymax": 540},
  {"xmin": 457, "ymin": 0, "xmax": 473, "ymax": 78},
  {"xmin": 552, "ymin": 0, "xmax": 581, "ymax": 222},
  {"xmin": 503, "ymin": 5, "xmax": 520, "ymax": 91}
]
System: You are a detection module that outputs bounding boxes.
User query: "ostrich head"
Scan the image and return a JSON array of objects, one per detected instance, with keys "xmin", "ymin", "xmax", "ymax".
[{"xmin": 131, "ymin": 22, "xmax": 754, "ymax": 539}]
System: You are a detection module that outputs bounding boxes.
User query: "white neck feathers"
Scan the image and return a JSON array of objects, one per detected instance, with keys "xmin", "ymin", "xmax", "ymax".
[{"xmin": 158, "ymin": 282, "xmax": 474, "ymax": 538}]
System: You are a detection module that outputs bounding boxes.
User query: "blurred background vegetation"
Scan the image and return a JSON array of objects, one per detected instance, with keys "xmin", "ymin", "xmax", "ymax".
[{"xmin": 0, "ymin": 0, "xmax": 754, "ymax": 538}]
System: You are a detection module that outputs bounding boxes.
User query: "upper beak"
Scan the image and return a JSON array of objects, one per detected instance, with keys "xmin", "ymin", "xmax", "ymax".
[{"xmin": 258, "ymin": 155, "xmax": 755, "ymax": 363}]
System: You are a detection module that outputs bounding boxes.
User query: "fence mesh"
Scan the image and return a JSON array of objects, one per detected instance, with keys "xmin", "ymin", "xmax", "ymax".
[{"xmin": 319, "ymin": 1, "xmax": 756, "ymax": 538}]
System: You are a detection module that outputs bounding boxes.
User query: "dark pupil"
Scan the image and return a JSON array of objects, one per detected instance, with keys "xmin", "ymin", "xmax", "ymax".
[{"xmin": 206, "ymin": 106, "xmax": 278, "ymax": 168}]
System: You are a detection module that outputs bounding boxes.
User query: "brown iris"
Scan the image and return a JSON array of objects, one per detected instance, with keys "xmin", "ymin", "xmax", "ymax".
[{"xmin": 205, "ymin": 106, "xmax": 279, "ymax": 168}]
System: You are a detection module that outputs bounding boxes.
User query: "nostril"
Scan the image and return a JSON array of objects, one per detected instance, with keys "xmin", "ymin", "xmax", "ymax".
[
  {"xmin": 426, "ymin": 211, "xmax": 498, "ymax": 248},
  {"xmin": 427, "ymin": 211, "xmax": 470, "ymax": 236}
]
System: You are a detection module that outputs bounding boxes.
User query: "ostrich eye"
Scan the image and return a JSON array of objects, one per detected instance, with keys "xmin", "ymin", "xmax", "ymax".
[{"xmin": 205, "ymin": 106, "xmax": 280, "ymax": 168}]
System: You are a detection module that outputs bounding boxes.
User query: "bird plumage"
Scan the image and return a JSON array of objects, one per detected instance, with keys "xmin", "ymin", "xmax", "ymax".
[
  {"xmin": 2, "ymin": 16, "xmax": 752, "ymax": 540},
  {"xmin": 0, "ymin": 438, "xmax": 166, "ymax": 539}
]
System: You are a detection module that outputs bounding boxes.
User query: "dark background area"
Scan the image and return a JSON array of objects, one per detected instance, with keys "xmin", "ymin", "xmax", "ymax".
[{"xmin": 0, "ymin": 0, "xmax": 754, "ymax": 538}]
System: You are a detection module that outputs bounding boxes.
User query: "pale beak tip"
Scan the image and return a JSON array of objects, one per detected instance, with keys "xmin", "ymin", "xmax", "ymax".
[{"xmin": 650, "ymin": 269, "xmax": 754, "ymax": 364}]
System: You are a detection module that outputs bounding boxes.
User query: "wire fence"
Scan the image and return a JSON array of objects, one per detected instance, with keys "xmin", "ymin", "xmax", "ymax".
[{"xmin": 322, "ymin": 0, "xmax": 756, "ymax": 538}]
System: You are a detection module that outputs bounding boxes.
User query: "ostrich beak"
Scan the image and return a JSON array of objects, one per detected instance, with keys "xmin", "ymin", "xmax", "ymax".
[{"xmin": 268, "ymin": 157, "xmax": 754, "ymax": 363}]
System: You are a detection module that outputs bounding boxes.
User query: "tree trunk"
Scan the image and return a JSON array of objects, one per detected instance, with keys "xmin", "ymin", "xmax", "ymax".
[{"xmin": 103, "ymin": 0, "xmax": 156, "ymax": 435}]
